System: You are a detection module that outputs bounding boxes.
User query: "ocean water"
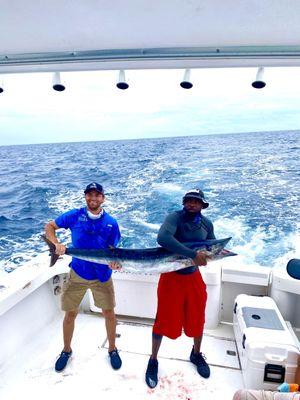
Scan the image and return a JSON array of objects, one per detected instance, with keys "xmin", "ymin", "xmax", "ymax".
[{"xmin": 0, "ymin": 130, "xmax": 299, "ymax": 273}]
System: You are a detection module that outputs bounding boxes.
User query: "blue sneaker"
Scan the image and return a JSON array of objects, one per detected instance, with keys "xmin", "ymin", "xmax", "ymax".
[
  {"xmin": 145, "ymin": 357, "xmax": 158, "ymax": 388},
  {"xmin": 108, "ymin": 349, "xmax": 122, "ymax": 370},
  {"xmin": 55, "ymin": 350, "xmax": 72, "ymax": 372},
  {"xmin": 190, "ymin": 348, "xmax": 210, "ymax": 378}
]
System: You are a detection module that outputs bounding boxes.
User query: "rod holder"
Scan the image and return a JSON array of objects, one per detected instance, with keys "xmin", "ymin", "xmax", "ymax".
[
  {"xmin": 180, "ymin": 69, "xmax": 193, "ymax": 89},
  {"xmin": 116, "ymin": 70, "xmax": 129, "ymax": 90},
  {"xmin": 52, "ymin": 72, "xmax": 65, "ymax": 91},
  {"xmin": 252, "ymin": 67, "xmax": 266, "ymax": 89}
]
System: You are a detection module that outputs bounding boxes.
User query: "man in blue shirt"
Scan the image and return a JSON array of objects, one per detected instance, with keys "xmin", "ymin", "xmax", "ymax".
[{"xmin": 45, "ymin": 182, "xmax": 122, "ymax": 372}]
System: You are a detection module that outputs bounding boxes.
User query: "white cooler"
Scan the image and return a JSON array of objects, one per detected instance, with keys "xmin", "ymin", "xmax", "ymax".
[{"xmin": 233, "ymin": 294, "xmax": 300, "ymax": 390}]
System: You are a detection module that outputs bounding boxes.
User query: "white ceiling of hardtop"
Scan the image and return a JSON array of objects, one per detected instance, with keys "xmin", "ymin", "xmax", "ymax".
[{"xmin": 1, "ymin": 0, "xmax": 300, "ymax": 72}]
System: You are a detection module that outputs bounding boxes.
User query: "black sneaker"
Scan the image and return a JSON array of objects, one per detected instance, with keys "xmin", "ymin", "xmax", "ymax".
[
  {"xmin": 108, "ymin": 348, "xmax": 122, "ymax": 370},
  {"xmin": 55, "ymin": 350, "xmax": 72, "ymax": 372},
  {"xmin": 190, "ymin": 348, "xmax": 210, "ymax": 378},
  {"xmin": 145, "ymin": 357, "xmax": 158, "ymax": 388}
]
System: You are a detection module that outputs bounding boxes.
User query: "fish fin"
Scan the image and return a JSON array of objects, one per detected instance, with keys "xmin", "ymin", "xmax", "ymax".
[{"xmin": 41, "ymin": 234, "xmax": 60, "ymax": 267}]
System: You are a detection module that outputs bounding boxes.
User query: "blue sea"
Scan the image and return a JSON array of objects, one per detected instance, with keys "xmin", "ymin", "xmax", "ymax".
[{"xmin": 0, "ymin": 130, "xmax": 299, "ymax": 273}]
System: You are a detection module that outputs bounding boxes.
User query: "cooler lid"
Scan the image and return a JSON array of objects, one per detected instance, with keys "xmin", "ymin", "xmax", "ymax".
[{"xmin": 242, "ymin": 307, "xmax": 285, "ymax": 330}]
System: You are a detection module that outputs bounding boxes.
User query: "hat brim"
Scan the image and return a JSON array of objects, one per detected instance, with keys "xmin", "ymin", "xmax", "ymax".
[
  {"xmin": 183, "ymin": 195, "xmax": 209, "ymax": 208},
  {"xmin": 84, "ymin": 189, "xmax": 104, "ymax": 194}
]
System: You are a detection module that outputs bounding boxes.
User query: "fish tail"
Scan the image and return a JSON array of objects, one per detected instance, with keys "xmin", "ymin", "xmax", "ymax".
[{"xmin": 41, "ymin": 234, "xmax": 60, "ymax": 267}]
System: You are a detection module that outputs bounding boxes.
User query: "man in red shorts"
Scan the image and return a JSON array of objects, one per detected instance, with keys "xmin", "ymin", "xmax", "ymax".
[{"xmin": 145, "ymin": 189, "xmax": 215, "ymax": 388}]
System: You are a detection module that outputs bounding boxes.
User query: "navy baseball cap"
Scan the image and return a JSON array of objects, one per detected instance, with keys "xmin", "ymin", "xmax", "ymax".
[
  {"xmin": 183, "ymin": 189, "xmax": 209, "ymax": 208},
  {"xmin": 84, "ymin": 182, "xmax": 104, "ymax": 194}
]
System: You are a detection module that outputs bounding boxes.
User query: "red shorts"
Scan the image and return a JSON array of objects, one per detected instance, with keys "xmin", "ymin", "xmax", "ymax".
[{"xmin": 153, "ymin": 270, "xmax": 207, "ymax": 339}]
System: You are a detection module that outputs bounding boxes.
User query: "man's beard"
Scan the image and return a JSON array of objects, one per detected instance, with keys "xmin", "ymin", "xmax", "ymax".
[{"xmin": 87, "ymin": 203, "xmax": 101, "ymax": 212}]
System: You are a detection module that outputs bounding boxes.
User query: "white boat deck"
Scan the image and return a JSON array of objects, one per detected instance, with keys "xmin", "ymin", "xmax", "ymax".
[{"xmin": 0, "ymin": 312, "xmax": 243, "ymax": 400}]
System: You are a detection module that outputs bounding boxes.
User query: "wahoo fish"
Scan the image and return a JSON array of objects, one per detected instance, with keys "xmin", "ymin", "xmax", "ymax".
[{"xmin": 41, "ymin": 235, "xmax": 236, "ymax": 274}]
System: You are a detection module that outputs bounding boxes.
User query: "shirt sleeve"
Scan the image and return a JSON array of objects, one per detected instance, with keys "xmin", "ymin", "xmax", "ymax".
[
  {"xmin": 107, "ymin": 221, "xmax": 121, "ymax": 247},
  {"xmin": 207, "ymin": 223, "xmax": 216, "ymax": 240},
  {"xmin": 55, "ymin": 210, "xmax": 77, "ymax": 230},
  {"xmin": 203, "ymin": 217, "xmax": 216, "ymax": 240},
  {"xmin": 157, "ymin": 213, "xmax": 197, "ymax": 259}
]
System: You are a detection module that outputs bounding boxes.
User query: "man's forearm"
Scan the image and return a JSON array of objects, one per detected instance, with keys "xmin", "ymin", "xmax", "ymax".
[
  {"xmin": 157, "ymin": 230, "xmax": 197, "ymax": 259},
  {"xmin": 45, "ymin": 222, "xmax": 59, "ymax": 244},
  {"xmin": 45, "ymin": 222, "xmax": 66, "ymax": 255}
]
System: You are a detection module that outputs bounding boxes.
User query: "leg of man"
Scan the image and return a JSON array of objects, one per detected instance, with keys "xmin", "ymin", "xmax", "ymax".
[
  {"xmin": 90, "ymin": 277, "xmax": 121, "ymax": 369},
  {"xmin": 55, "ymin": 310, "xmax": 78, "ymax": 372},
  {"xmin": 102, "ymin": 308, "xmax": 122, "ymax": 370},
  {"xmin": 193, "ymin": 335, "xmax": 203, "ymax": 354},
  {"xmin": 151, "ymin": 332, "xmax": 163, "ymax": 359},
  {"xmin": 91, "ymin": 277, "xmax": 117, "ymax": 353},
  {"xmin": 184, "ymin": 271, "xmax": 210, "ymax": 378},
  {"xmin": 146, "ymin": 273, "xmax": 185, "ymax": 388},
  {"xmin": 145, "ymin": 333, "xmax": 162, "ymax": 388},
  {"xmin": 102, "ymin": 309, "xmax": 117, "ymax": 352},
  {"xmin": 56, "ymin": 270, "xmax": 87, "ymax": 372},
  {"xmin": 63, "ymin": 309, "xmax": 78, "ymax": 352},
  {"xmin": 190, "ymin": 334, "xmax": 210, "ymax": 378}
]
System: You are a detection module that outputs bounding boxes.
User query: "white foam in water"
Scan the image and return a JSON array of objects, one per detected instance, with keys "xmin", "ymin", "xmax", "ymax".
[
  {"xmin": 152, "ymin": 182, "xmax": 183, "ymax": 193},
  {"xmin": 273, "ymin": 224, "xmax": 300, "ymax": 269},
  {"xmin": 213, "ymin": 217, "xmax": 260, "ymax": 267},
  {"xmin": 134, "ymin": 219, "xmax": 161, "ymax": 231},
  {"xmin": 214, "ymin": 216, "xmax": 248, "ymax": 243},
  {"xmin": 0, "ymin": 233, "xmax": 41, "ymax": 271},
  {"xmin": 47, "ymin": 190, "xmax": 84, "ymax": 214},
  {"xmin": 180, "ymin": 167, "xmax": 211, "ymax": 180},
  {"xmin": 232, "ymin": 239, "xmax": 267, "ymax": 267},
  {"xmin": 104, "ymin": 198, "xmax": 129, "ymax": 215},
  {"xmin": 213, "ymin": 216, "xmax": 292, "ymax": 267}
]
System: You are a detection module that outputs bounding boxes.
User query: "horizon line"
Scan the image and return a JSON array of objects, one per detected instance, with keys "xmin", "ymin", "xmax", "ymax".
[{"xmin": 1, "ymin": 128, "xmax": 299, "ymax": 147}]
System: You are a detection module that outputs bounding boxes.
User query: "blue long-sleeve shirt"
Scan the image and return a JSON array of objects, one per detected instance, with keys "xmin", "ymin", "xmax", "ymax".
[{"xmin": 55, "ymin": 207, "xmax": 120, "ymax": 282}]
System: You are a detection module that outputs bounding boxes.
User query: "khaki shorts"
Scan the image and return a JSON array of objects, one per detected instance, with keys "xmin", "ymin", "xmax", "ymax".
[{"xmin": 61, "ymin": 269, "xmax": 116, "ymax": 312}]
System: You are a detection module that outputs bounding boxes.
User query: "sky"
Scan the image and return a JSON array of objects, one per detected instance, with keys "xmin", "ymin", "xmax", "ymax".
[{"xmin": 1, "ymin": 67, "xmax": 300, "ymax": 145}]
